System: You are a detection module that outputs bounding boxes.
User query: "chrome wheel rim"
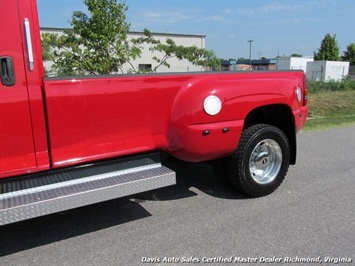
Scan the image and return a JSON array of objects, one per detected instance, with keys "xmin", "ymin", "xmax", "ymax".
[{"xmin": 249, "ymin": 139, "xmax": 282, "ymax": 184}]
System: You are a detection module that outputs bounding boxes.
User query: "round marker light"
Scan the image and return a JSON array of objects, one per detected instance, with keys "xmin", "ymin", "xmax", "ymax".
[
  {"xmin": 204, "ymin": 95, "xmax": 222, "ymax": 115},
  {"xmin": 296, "ymin": 87, "xmax": 302, "ymax": 103}
]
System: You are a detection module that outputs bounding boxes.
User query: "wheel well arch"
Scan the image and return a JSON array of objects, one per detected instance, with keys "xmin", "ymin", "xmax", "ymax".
[{"xmin": 243, "ymin": 104, "xmax": 297, "ymax": 165}]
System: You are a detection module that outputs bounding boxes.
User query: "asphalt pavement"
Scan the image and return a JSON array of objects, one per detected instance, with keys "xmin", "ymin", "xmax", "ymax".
[{"xmin": 0, "ymin": 126, "xmax": 354, "ymax": 266}]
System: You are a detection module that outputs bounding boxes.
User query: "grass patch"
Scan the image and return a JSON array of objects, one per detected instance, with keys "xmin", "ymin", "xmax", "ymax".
[
  {"xmin": 308, "ymin": 78, "xmax": 355, "ymax": 93},
  {"xmin": 304, "ymin": 90, "xmax": 355, "ymax": 131}
]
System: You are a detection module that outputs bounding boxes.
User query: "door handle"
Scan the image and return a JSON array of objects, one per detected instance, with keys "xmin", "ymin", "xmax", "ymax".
[
  {"xmin": 0, "ymin": 56, "xmax": 15, "ymax": 86},
  {"xmin": 24, "ymin": 18, "xmax": 34, "ymax": 71}
]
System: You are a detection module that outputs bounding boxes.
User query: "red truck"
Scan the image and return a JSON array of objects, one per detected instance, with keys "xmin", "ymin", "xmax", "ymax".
[{"xmin": 0, "ymin": 0, "xmax": 308, "ymax": 226}]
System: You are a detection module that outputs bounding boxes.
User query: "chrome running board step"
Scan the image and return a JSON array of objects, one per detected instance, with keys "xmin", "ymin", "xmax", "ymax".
[{"xmin": 0, "ymin": 153, "xmax": 176, "ymax": 226}]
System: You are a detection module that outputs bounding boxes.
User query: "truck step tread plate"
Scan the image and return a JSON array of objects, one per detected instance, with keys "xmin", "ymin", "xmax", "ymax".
[{"xmin": 0, "ymin": 154, "xmax": 176, "ymax": 226}]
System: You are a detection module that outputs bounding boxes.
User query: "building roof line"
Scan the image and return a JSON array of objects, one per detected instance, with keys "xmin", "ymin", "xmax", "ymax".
[{"xmin": 40, "ymin": 27, "xmax": 206, "ymax": 38}]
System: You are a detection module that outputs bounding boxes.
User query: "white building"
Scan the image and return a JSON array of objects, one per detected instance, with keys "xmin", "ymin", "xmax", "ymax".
[
  {"xmin": 306, "ymin": 61, "xmax": 350, "ymax": 82},
  {"xmin": 276, "ymin": 57, "xmax": 314, "ymax": 73},
  {"xmin": 40, "ymin": 27, "xmax": 206, "ymax": 75}
]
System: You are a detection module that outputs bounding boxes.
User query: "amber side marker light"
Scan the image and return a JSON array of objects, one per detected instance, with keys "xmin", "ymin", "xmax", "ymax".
[{"xmin": 303, "ymin": 77, "xmax": 309, "ymax": 106}]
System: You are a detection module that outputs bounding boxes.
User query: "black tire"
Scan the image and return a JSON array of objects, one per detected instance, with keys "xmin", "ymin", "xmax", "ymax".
[{"xmin": 227, "ymin": 124, "xmax": 290, "ymax": 197}]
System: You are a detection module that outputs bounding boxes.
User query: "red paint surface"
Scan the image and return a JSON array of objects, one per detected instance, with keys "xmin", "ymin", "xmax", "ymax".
[
  {"xmin": 0, "ymin": 0, "xmax": 49, "ymax": 178},
  {"xmin": 44, "ymin": 71, "xmax": 306, "ymax": 167},
  {"xmin": 0, "ymin": 0, "xmax": 308, "ymax": 178}
]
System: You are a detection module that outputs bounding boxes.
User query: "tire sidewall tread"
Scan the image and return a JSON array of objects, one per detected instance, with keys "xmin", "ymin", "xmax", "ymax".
[{"xmin": 228, "ymin": 124, "xmax": 290, "ymax": 197}]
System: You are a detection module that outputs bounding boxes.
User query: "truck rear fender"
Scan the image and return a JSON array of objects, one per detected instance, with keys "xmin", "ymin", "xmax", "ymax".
[{"xmin": 167, "ymin": 75, "xmax": 296, "ymax": 162}]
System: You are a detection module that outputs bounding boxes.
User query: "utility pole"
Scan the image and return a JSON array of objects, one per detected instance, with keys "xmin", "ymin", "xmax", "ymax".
[{"xmin": 247, "ymin": 40, "xmax": 253, "ymax": 70}]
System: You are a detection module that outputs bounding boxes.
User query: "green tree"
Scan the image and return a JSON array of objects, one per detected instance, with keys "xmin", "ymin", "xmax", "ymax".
[
  {"xmin": 42, "ymin": 0, "xmax": 140, "ymax": 76},
  {"xmin": 131, "ymin": 29, "xmax": 220, "ymax": 73},
  {"xmin": 42, "ymin": 0, "xmax": 220, "ymax": 76},
  {"xmin": 314, "ymin": 33, "xmax": 340, "ymax": 61},
  {"xmin": 290, "ymin": 53, "xmax": 302, "ymax": 57},
  {"xmin": 342, "ymin": 43, "xmax": 355, "ymax": 65}
]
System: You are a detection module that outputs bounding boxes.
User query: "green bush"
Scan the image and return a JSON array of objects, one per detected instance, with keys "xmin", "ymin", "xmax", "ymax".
[{"xmin": 309, "ymin": 77, "xmax": 355, "ymax": 93}]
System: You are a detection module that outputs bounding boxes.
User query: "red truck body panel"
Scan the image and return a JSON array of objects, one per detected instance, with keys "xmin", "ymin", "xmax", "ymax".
[
  {"xmin": 0, "ymin": 0, "xmax": 308, "ymax": 179},
  {"xmin": 43, "ymin": 75, "xmax": 183, "ymax": 167},
  {"xmin": 43, "ymin": 71, "xmax": 307, "ymax": 168},
  {"xmin": 0, "ymin": 0, "xmax": 49, "ymax": 178}
]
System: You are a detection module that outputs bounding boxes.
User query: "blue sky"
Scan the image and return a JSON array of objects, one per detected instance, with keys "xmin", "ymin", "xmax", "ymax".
[{"xmin": 37, "ymin": 0, "xmax": 355, "ymax": 59}]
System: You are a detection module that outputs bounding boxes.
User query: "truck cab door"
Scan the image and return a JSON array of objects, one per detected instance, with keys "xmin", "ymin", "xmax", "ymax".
[{"xmin": 0, "ymin": 0, "xmax": 37, "ymax": 177}]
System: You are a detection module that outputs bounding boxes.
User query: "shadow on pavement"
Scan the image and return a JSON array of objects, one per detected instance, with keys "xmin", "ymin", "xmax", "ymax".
[
  {"xmin": 137, "ymin": 157, "xmax": 248, "ymax": 201},
  {"xmin": 0, "ymin": 157, "xmax": 246, "ymax": 256}
]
